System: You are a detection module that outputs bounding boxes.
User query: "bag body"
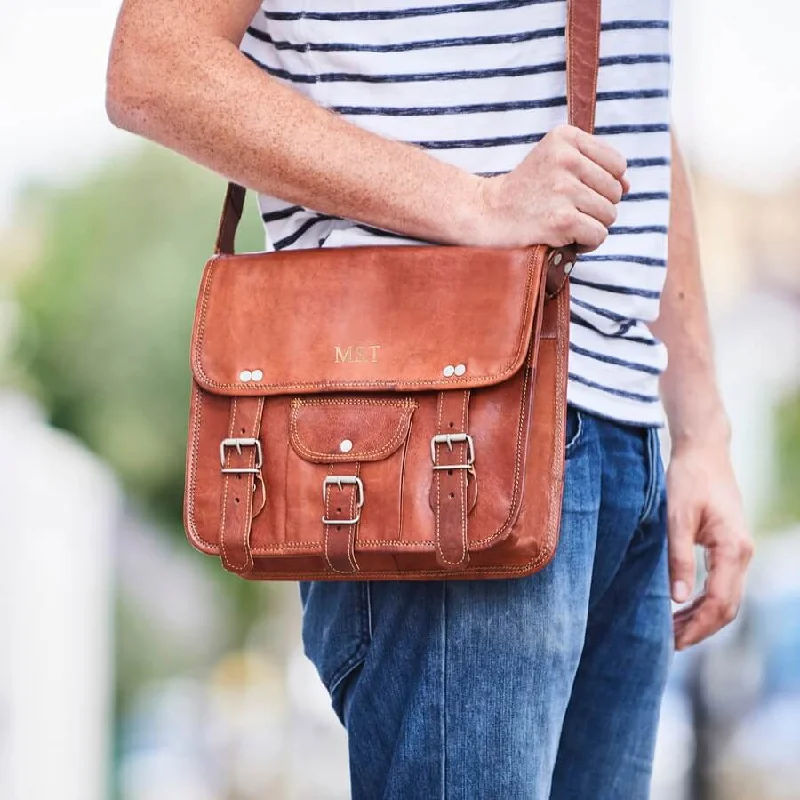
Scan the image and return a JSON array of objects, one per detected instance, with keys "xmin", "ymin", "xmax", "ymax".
[
  {"xmin": 185, "ymin": 242, "xmax": 571, "ymax": 579},
  {"xmin": 183, "ymin": 0, "xmax": 601, "ymax": 580}
]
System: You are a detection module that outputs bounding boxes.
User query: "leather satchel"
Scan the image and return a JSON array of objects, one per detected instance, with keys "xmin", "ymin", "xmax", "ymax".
[{"xmin": 183, "ymin": 0, "xmax": 601, "ymax": 581}]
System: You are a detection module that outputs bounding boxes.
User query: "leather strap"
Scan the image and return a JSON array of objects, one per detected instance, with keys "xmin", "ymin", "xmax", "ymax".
[
  {"xmin": 432, "ymin": 390, "xmax": 473, "ymax": 570},
  {"xmin": 219, "ymin": 397, "xmax": 264, "ymax": 574},
  {"xmin": 216, "ymin": 181, "xmax": 246, "ymax": 255},
  {"xmin": 213, "ymin": 0, "xmax": 602, "ymax": 255},
  {"xmin": 567, "ymin": 0, "xmax": 601, "ymax": 134},
  {"xmin": 546, "ymin": 0, "xmax": 602, "ymax": 294},
  {"xmin": 322, "ymin": 463, "xmax": 362, "ymax": 574}
]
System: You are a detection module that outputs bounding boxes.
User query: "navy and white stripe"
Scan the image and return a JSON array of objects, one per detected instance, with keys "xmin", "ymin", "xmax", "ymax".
[{"xmin": 241, "ymin": 0, "xmax": 672, "ymax": 426}]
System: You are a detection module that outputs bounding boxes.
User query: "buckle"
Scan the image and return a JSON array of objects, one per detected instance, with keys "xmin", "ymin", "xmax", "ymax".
[
  {"xmin": 430, "ymin": 433, "xmax": 475, "ymax": 471},
  {"xmin": 220, "ymin": 437, "xmax": 263, "ymax": 474},
  {"xmin": 322, "ymin": 475, "xmax": 365, "ymax": 525}
]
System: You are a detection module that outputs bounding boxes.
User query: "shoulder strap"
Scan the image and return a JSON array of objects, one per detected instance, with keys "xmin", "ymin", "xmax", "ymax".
[
  {"xmin": 215, "ymin": 0, "xmax": 602, "ymax": 255},
  {"xmin": 566, "ymin": 0, "xmax": 601, "ymax": 133}
]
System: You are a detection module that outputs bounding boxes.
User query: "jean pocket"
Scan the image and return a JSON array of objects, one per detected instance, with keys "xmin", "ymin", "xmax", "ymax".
[
  {"xmin": 564, "ymin": 408, "xmax": 584, "ymax": 459},
  {"xmin": 299, "ymin": 580, "xmax": 372, "ymax": 717}
]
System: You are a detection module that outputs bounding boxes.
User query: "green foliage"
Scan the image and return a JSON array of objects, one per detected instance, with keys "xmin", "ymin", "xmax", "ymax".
[
  {"xmin": 770, "ymin": 389, "xmax": 800, "ymax": 530},
  {"xmin": 12, "ymin": 144, "xmax": 264, "ymax": 526}
]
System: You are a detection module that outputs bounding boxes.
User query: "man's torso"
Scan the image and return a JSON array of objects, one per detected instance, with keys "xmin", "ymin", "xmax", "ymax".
[{"xmin": 241, "ymin": 0, "xmax": 672, "ymax": 426}]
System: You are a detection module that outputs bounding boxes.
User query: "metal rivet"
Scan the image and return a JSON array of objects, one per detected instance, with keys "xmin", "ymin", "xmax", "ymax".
[
  {"xmin": 443, "ymin": 365, "xmax": 455, "ymax": 378},
  {"xmin": 564, "ymin": 261, "xmax": 574, "ymax": 275},
  {"xmin": 454, "ymin": 363, "xmax": 466, "ymax": 376},
  {"xmin": 251, "ymin": 369, "xmax": 264, "ymax": 381},
  {"xmin": 339, "ymin": 439, "xmax": 353, "ymax": 454},
  {"xmin": 239, "ymin": 370, "xmax": 252, "ymax": 382},
  {"xmin": 553, "ymin": 252, "xmax": 563, "ymax": 266}
]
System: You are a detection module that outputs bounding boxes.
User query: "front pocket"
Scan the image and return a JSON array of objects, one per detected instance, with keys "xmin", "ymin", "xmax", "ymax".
[
  {"xmin": 285, "ymin": 397, "xmax": 416, "ymax": 548},
  {"xmin": 299, "ymin": 579, "xmax": 372, "ymax": 714}
]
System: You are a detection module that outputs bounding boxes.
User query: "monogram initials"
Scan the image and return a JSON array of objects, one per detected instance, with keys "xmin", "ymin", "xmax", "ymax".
[{"xmin": 335, "ymin": 345, "xmax": 381, "ymax": 364}]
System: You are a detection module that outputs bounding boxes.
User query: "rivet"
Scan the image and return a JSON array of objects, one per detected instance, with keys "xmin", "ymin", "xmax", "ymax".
[
  {"xmin": 553, "ymin": 252, "xmax": 563, "ymax": 266},
  {"xmin": 443, "ymin": 365, "xmax": 455, "ymax": 377},
  {"xmin": 239, "ymin": 370, "xmax": 252, "ymax": 382},
  {"xmin": 454, "ymin": 363, "xmax": 466, "ymax": 376},
  {"xmin": 564, "ymin": 261, "xmax": 574, "ymax": 275},
  {"xmin": 339, "ymin": 439, "xmax": 353, "ymax": 454},
  {"xmin": 251, "ymin": 369, "xmax": 264, "ymax": 381}
]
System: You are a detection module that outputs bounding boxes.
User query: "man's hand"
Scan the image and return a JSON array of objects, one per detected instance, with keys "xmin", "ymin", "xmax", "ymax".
[
  {"xmin": 477, "ymin": 125, "xmax": 630, "ymax": 251},
  {"xmin": 666, "ymin": 437, "xmax": 754, "ymax": 650},
  {"xmin": 651, "ymin": 134, "xmax": 754, "ymax": 649}
]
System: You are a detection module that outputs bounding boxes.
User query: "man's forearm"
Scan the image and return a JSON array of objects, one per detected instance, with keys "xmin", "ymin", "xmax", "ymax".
[
  {"xmin": 106, "ymin": 2, "xmax": 482, "ymax": 245},
  {"xmin": 652, "ymin": 134, "xmax": 730, "ymax": 446}
]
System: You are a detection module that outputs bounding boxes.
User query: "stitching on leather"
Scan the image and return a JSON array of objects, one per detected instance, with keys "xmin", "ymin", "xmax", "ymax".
[
  {"xmin": 191, "ymin": 251, "xmax": 542, "ymax": 392},
  {"xmin": 590, "ymin": 0, "xmax": 600, "ymax": 132},
  {"xmin": 242, "ymin": 398, "xmax": 264, "ymax": 572},
  {"xmin": 469, "ymin": 349, "xmax": 531, "ymax": 548},
  {"xmin": 567, "ymin": 3, "xmax": 575, "ymax": 127},
  {"xmin": 225, "ymin": 357, "xmax": 533, "ymax": 554},
  {"xmin": 323, "ymin": 464, "xmax": 359, "ymax": 574},
  {"xmin": 219, "ymin": 397, "xmax": 262, "ymax": 573},
  {"xmin": 185, "ymin": 384, "xmax": 212, "ymax": 550},
  {"xmin": 294, "ymin": 398, "xmax": 416, "ymax": 407},
  {"xmin": 249, "ymin": 304, "xmax": 567, "ymax": 578},
  {"xmin": 459, "ymin": 391, "xmax": 469, "ymax": 563},
  {"xmin": 187, "ymin": 255, "xmax": 547, "ymax": 556},
  {"xmin": 290, "ymin": 398, "xmax": 416, "ymax": 461},
  {"xmin": 434, "ymin": 393, "xmax": 443, "ymax": 562},
  {"xmin": 542, "ymin": 288, "xmax": 570, "ymax": 566},
  {"xmin": 232, "ymin": 329, "xmax": 535, "ymax": 554},
  {"xmin": 323, "ymin": 465, "xmax": 347, "ymax": 573},
  {"xmin": 453, "ymin": 390, "xmax": 469, "ymax": 565},
  {"xmin": 347, "ymin": 464, "xmax": 360, "ymax": 572},
  {"xmin": 397, "ymin": 420, "xmax": 410, "ymax": 538},
  {"xmin": 434, "ymin": 390, "xmax": 470, "ymax": 567},
  {"xmin": 219, "ymin": 398, "xmax": 238, "ymax": 570}
]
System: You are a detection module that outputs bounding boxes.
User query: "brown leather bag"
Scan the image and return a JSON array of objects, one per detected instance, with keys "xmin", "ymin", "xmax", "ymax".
[{"xmin": 183, "ymin": 0, "xmax": 601, "ymax": 581}]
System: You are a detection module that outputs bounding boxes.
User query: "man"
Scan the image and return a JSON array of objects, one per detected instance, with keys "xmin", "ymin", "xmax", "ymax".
[{"xmin": 106, "ymin": 1, "xmax": 753, "ymax": 797}]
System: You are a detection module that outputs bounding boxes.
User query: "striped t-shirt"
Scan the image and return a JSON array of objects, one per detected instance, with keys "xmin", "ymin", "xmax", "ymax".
[{"xmin": 241, "ymin": 0, "xmax": 672, "ymax": 426}]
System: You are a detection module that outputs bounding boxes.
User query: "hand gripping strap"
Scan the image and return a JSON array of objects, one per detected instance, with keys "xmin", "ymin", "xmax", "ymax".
[{"xmin": 213, "ymin": 0, "xmax": 602, "ymax": 255}]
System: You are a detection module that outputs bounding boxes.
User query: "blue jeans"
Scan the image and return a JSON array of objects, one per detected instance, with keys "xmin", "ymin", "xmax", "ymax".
[{"xmin": 299, "ymin": 408, "xmax": 673, "ymax": 799}]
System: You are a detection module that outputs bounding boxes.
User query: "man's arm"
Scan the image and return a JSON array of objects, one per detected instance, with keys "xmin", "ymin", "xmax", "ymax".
[
  {"xmin": 106, "ymin": 0, "xmax": 628, "ymax": 250},
  {"xmin": 651, "ymin": 135, "xmax": 754, "ymax": 650}
]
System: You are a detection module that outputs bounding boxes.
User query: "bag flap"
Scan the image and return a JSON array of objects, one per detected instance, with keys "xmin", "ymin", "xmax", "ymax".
[{"xmin": 191, "ymin": 244, "xmax": 546, "ymax": 397}]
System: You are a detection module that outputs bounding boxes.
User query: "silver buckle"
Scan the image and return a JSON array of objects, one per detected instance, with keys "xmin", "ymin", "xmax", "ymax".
[
  {"xmin": 430, "ymin": 433, "xmax": 475, "ymax": 471},
  {"xmin": 322, "ymin": 476, "xmax": 365, "ymax": 525},
  {"xmin": 220, "ymin": 437, "xmax": 263, "ymax": 474}
]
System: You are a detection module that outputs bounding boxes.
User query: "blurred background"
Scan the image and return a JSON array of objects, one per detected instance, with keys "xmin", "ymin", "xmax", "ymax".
[{"xmin": 1, "ymin": 2, "xmax": 799, "ymax": 799}]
